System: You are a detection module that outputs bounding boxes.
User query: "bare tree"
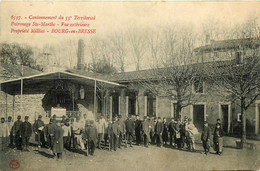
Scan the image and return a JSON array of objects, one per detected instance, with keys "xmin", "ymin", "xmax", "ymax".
[
  {"xmin": 127, "ymin": 29, "xmax": 147, "ymax": 71},
  {"xmin": 207, "ymin": 38, "xmax": 260, "ymax": 149},
  {"xmin": 109, "ymin": 31, "xmax": 128, "ymax": 72}
]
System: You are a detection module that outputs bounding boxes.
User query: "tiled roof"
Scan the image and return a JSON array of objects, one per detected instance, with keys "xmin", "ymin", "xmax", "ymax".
[{"xmin": 194, "ymin": 37, "xmax": 260, "ymax": 52}]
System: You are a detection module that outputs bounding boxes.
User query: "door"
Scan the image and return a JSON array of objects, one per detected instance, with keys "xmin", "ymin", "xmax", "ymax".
[
  {"xmin": 221, "ymin": 105, "xmax": 229, "ymax": 133},
  {"xmin": 193, "ymin": 105, "xmax": 205, "ymax": 131}
]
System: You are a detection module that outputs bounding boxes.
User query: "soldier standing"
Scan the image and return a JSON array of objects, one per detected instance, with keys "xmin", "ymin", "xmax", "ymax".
[
  {"xmin": 201, "ymin": 121, "xmax": 211, "ymax": 155},
  {"xmin": 168, "ymin": 118, "xmax": 176, "ymax": 147},
  {"xmin": 33, "ymin": 115, "xmax": 45, "ymax": 148},
  {"xmin": 110, "ymin": 117, "xmax": 119, "ymax": 151},
  {"xmin": 45, "ymin": 118, "xmax": 56, "ymax": 152},
  {"xmin": 117, "ymin": 115, "xmax": 125, "ymax": 149},
  {"xmin": 141, "ymin": 116, "xmax": 150, "ymax": 147},
  {"xmin": 13, "ymin": 115, "xmax": 22, "ymax": 150},
  {"xmin": 125, "ymin": 117, "xmax": 135, "ymax": 147},
  {"xmin": 85, "ymin": 120, "xmax": 97, "ymax": 155},
  {"xmin": 20, "ymin": 116, "xmax": 32, "ymax": 152},
  {"xmin": 7, "ymin": 116, "xmax": 14, "ymax": 147},
  {"xmin": 155, "ymin": 117, "xmax": 163, "ymax": 147},
  {"xmin": 135, "ymin": 116, "xmax": 142, "ymax": 146},
  {"xmin": 53, "ymin": 122, "xmax": 64, "ymax": 160}
]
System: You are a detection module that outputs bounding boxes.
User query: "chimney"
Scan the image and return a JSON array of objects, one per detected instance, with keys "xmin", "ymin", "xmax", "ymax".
[
  {"xmin": 77, "ymin": 39, "xmax": 85, "ymax": 70},
  {"xmin": 205, "ymin": 34, "xmax": 210, "ymax": 45}
]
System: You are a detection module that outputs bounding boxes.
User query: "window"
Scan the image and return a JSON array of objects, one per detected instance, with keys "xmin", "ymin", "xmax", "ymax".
[
  {"xmin": 193, "ymin": 78, "xmax": 204, "ymax": 93},
  {"xmin": 235, "ymin": 52, "xmax": 242, "ymax": 64}
]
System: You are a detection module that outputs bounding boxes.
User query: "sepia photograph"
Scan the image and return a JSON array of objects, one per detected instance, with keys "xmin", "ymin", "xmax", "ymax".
[{"xmin": 0, "ymin": 1, "xmax": 260, "ymax": 170}]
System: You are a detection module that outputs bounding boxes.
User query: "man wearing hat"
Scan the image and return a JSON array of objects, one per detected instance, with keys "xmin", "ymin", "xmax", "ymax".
[
  {"xmin": 141, "ymin": 116, "xmax": 150, "ymax": 147},
  {"xmin": 13, "ymin": 115, "xmax": 22, "ymax": 150},
  {"xmin": 85, "ymin": 120, "xmax": 97, "ymax": 155},
  {"xmin": 201, "ymin": 121, "xmax": 211, "ymax": 155},
  {"xmin": 20, "ymin": 116, "xmax": 32, "ymax": 151},
  {"xmin": 125, "ymin": 117, "xmax": 135, "ymax": 147},
  {"xmin": 135, "ymin": 115, "xmax": 142, "ymax": 146},
  {"xmin": 148, "ymin": 116, "xmax": 155, "ymax": 145},
  {"xmin": 117, "ymin": 115, "xmax": 125, "ymax": 148},
  {"xmin": 0, "ymin": 117, "xmax": 10, "ymax": 151},
  {"xmin": 45, "ymin": 118, "xmax": 56, "ymax": 151},
  {"xmin": 33, "ymin": 115, "xmax": 45, "ymax": 148},
  {"xmin": 168, "ymin": 118, "xmax": 176, "ymax": 147},
  {"xmin": 110, "ymin": 117, "xmax": 119, "ymax": 151},
  {"xmin": 155, "ymin": 117, "xmax": 163, "ymax": 147},
  {"xmin": 62, "ymin": 119, "xmax": 72, "ymax": 151}
]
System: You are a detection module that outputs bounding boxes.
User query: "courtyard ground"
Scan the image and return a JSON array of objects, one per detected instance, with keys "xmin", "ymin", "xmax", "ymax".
[{"xmin": 0, "ymin": 136, "xmax": 259, "ymax": 171}]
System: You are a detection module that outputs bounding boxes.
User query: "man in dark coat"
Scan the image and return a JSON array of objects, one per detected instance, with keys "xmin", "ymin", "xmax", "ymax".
[
  {"xmin": 85, "ymin": 120, "xmax": 97, "ymax": 155},
  {"xmin": 20, "ymin": 116, "xmax": 32, "ymax": 151},
  {"xmin": 45, "ymin": 119, "xmax": 56, "ymax": 151},
  {"xmin": 174, "ymin": 119, "xmax": 182, "ymax": 149},
  {"xmin": 213, "ymin": 122, "xmax": 224, "ymax": 155},
  {"xmin": 201, "ymin": 121, "xmax": 211, "ymax": 155},
  {"xmin": 13, "ymin": 115, "xmax": 22, "ymax": 150},
  {"xmin": 125, "ymin": 117, "xmax": 135, "ymax": 147},
  {"xmin": 53, "ymin": 122, "xmax": 64, "ymax": 160},
  {"xmin": 110, "ymin": 117, "xmax": 119, "ymax": 151},
  {"xmin": 168, "ymin": 118, "xmax": 176, "ymax": 147},
  {"xmin": 155, "ymin": 117, "xmax": 164, "ymax": 147},
  {"xmin": 148, "ymin": 116, "xmax": 155, "ymax": 145},
  {"xmin": 141, "ymin": 116, "xmax": 150, "ymax": 147},
  {"xmin": 7, "ymin": 116, "xmax": 14, "ymax": 148},
  {"xmin": 33, "ymin": 115, "xmax": 45, "ymax": 148},
  {"xmin": 135, "ymin": 116, "xmax": 142, "ymax": 146},
  {"xmin": 104, "ymin": 119, "xmax": 111, "ymax": 149},
  {"xmin": 162, "ymin": 117, "xmax": 168, "ymax": 146},
  {"xmin": 117, "ymin": 115, "xmax": 125, "ymax": 148}
]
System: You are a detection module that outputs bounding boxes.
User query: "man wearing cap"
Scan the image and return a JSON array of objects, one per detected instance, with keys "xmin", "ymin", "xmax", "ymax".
[
  {"xmin": 7, "ymin": 116, "xmax": 14, "ymax": 147},
  {"xmin": 141, "ymin": 116, "xmax": 150, "ymax": 147},
  {"xmin": 33, "ymin": 115, "xmax": 45, "ymax": 148},
  {"xmin": 45, "ymin": 118, "xmax": 56, "ymax": 151},
  {"xmin": 85, "ymin": 120, "xmax": 97, "ymax": 155},
  {"xmin": 104, "ymin": 119, "xmax": 111, "ymax": 149},
  {"xmin": 135, "ymin": 115, "xmax": 142, "ymax": 146},
  {"xmin": 110, "ymin": 117, "xmax": 119, "ymax": 151},
  {"xmin": 148, "ymin": 116, "xmax": 155, "ymax": 145},
  {"xmin": 62, "ymin": 119, "xmax": 72, "ymax": 151},
  {"xmin": 20, "ymin": 116, "xmax": 32, "ymax": 151},
  {"xmin": 201, "ymin": 121, "xmax": 211, "ymax": 155},
  {"xmin": 13, "ymin": 115, "xmax": 22, "ymax": 150},
  {"xmin": 0, "ymin": 117, "xmax": 10, "ymax": 151},
  {"xmin": 125, "ymin": 117, "xmax": 135, "ymax": 147},
  {"xmin": 53, "ymin": 122, "xmax": 64, "ymax": 160},
  {"xmin": 117, "ymin": 115, "xmax": 125, "ymax": 148},
  {"xmin": 155, "ymin": 117, "xmax": 164, "ymax": 147}
]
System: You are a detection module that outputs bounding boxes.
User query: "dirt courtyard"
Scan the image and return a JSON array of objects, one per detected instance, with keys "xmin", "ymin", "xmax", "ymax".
[{"xmin": 0, "ymin": 137, "xmax": 260, "ymax": 171}]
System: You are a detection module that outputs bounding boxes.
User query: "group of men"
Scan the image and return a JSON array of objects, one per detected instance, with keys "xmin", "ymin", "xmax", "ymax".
[
  {"xmin": 0, "ymin": 115, "xmax": 32, "ymax": 151},
  {"xmin": 0, "ymin": 113, "xmax": 225, "ymax": 160}
]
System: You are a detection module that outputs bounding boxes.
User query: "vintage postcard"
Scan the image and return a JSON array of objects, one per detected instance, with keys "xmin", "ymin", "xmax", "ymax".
[{"xmin": 0, "ymin": 1, "xmax": 260, "ymax": 170}]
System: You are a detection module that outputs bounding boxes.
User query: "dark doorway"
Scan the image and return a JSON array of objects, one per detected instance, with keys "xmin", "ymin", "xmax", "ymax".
[
  {"xmin": 112, "ymin": 94, "xmax": 119, "ymax": 117},
  {"xmin": 147, "ymin": 94, "xmax": 156, "ymax": 117},
  {"xmin": 193, "ymin": 105, "xmax": 205, "ymax": 131},
  {"xmin": 128, "ymin": 97, "xmax": 136, "ymax": 116},
  {"xmin": 221, "ymin": 105, "xmax": 229, "ymax": 133}
]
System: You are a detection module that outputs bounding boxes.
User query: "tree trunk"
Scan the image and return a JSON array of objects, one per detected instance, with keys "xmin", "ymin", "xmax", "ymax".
[{"xmin": 240, "ymin": 99, "xmax": 247, "ymax": 149}]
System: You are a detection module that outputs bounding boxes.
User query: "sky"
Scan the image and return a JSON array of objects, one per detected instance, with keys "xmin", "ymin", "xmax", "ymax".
[{"xmin": 0, "ymin": 1, "xmax": 260, "ymax": 71}]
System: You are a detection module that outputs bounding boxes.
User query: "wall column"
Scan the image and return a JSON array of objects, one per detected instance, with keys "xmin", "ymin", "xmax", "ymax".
[
  {"xmin": 110, "ymin": 96, "xmax": 112, "ymax": 121},
  {"xmin": 144, "ymin": 96, "xmax": 147, "ymax": 116},
  {"xmin": 126, "ymin": 96, "xmax": 129, "ymax": 116}
]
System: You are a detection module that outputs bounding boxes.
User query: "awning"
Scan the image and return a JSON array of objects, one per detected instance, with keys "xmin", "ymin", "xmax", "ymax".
[{"xmin": 0, "ymin": 71, "xmax": 124, "ymax": 95}]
